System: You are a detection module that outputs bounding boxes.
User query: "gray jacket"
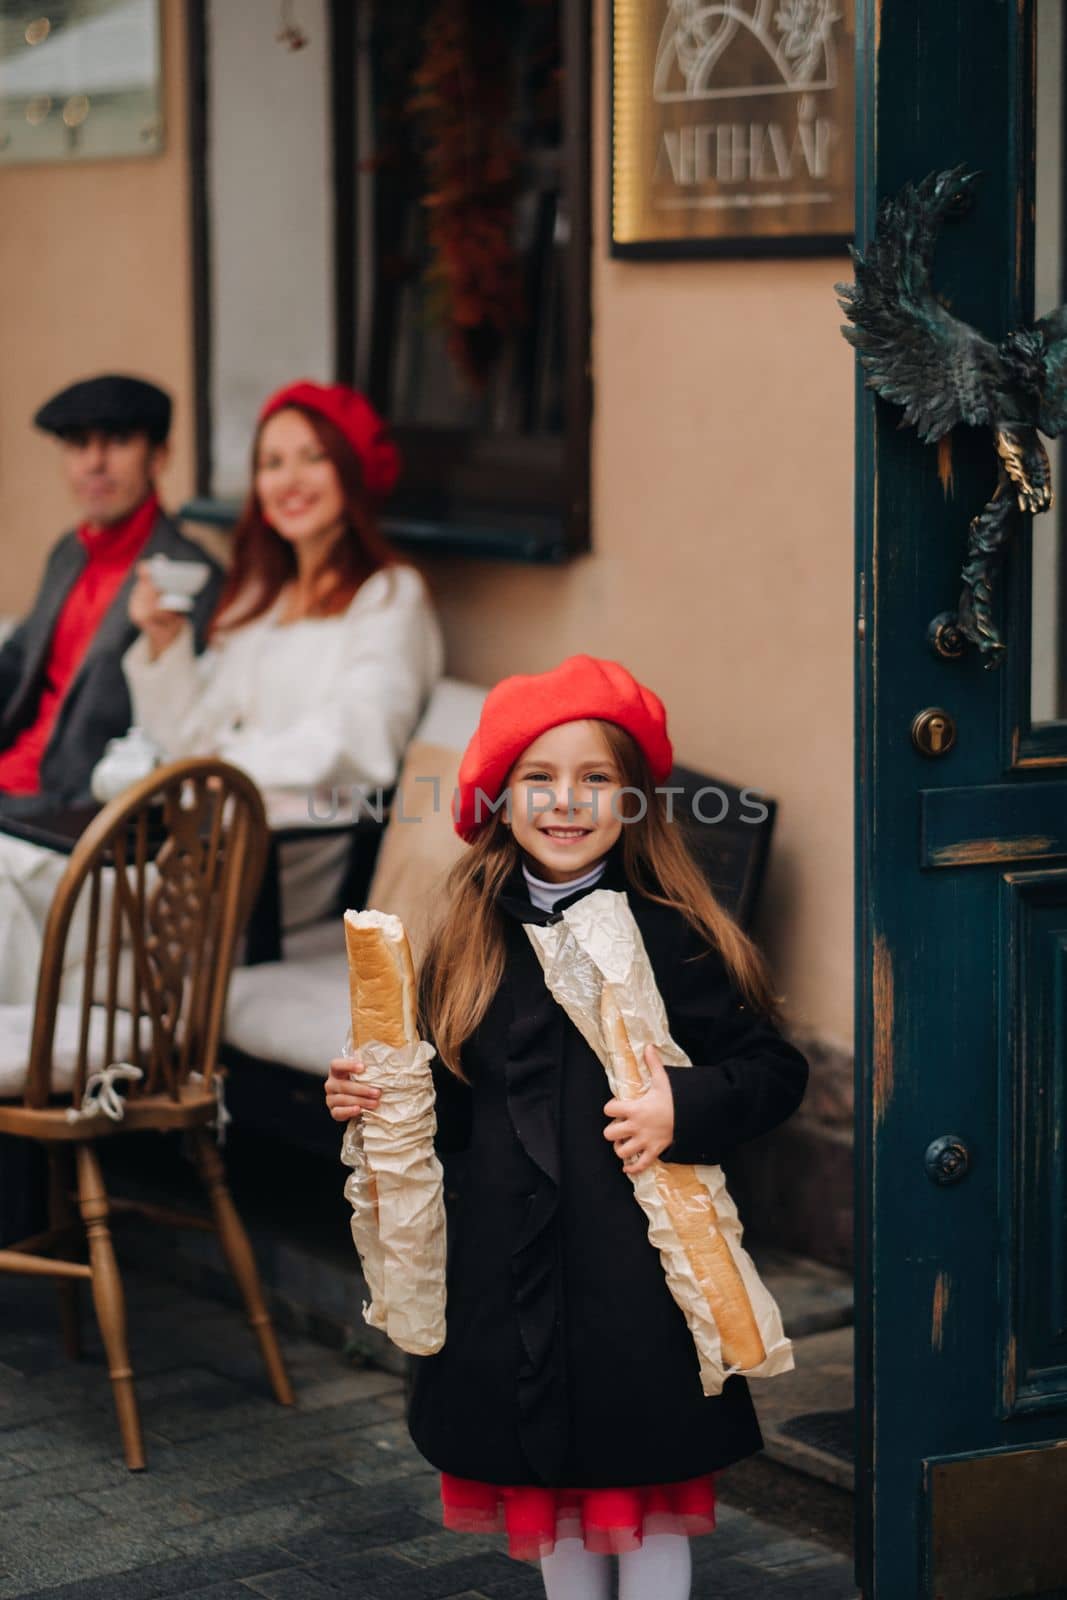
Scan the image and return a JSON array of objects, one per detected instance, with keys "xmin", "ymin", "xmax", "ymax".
[{"xmin": 0, "ymin": 511, "xmax": 223, "ymax": 806}]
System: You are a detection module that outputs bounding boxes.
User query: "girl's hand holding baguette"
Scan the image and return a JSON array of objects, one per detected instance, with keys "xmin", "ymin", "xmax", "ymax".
[
  {"xmin": 324, "ymin": 1056, "xmax": 381, "ymax": 1122},
  {"xmin": 603, "ymin": 1043, "xmax": 675, "ymax": 1174}
]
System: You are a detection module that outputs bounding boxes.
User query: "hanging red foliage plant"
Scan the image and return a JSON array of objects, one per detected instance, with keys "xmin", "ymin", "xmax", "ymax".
[{"xmin": 408, "ymin": 0, "xmax": 527, "ymax": 387}]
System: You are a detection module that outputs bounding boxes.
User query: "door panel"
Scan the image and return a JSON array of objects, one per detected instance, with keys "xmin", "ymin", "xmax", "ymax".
[
  {"xmin": 919, "ymin": 782, "xmax": 1067, "ymax": 868},
  {"xmin": 1000, "ymin": 869, "xmax": 1067, "ymax": 1420},
  {"xmin": 925, "ymin": 1446, "xmax": 1067, "ymax": 1600},
  {"xmin": 855, "ymin": 1, "xmax": 1067, "ymax": 1594}
]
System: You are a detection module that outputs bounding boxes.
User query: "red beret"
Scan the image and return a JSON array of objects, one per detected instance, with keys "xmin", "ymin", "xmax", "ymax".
[
  {"xmin": 258, "ymin": 381, "xmax": 401, "ymax": 500},
  {"xmin": 455, "ymin": 655, "xmax": 673, "ymax": 842}
]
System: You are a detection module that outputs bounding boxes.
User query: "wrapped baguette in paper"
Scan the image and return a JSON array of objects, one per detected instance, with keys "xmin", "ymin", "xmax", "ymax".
[
  {"xmin": 525, "ymin": 889, "xmax": 793, "ymax": 1396},
  {"xmin": 338, "ymin": 909, "xmax": 446, "ymax": 1356}
]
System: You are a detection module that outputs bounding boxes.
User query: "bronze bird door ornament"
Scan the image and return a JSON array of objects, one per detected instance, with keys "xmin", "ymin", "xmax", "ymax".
[{"xmin": 837, "ymin": 166, "xmax": 1067, "ymax": 666}]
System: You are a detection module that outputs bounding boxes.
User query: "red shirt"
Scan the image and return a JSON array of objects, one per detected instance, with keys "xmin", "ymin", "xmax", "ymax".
[{"xmin": 0, "ymin": 494, "xmax": 159, "ymax": 795}]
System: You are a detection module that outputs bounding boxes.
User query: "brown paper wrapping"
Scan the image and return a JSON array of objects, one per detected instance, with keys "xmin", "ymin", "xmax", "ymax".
[
  {"xmin": 339, "ymin": 1033, "xmax": 447, "ymax": 1356},
  {"xmin": 525, "ymin": 889, "xmax": 794, "ymax": 1396}
]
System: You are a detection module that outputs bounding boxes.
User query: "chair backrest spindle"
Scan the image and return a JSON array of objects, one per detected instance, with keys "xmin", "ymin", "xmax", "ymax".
[
  {"xmin": 73, "ymin": 863, "xmax": 103, "ymax": 1108},
  {"xmin": 199, "ymin": 798, "xmax": 252, "ymax": 1086}
]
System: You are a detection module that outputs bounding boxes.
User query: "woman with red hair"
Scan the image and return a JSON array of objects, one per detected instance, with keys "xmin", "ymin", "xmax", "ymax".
[{"xmin": 124, "ymin": 381, "xmax": 443, "ymax": 927}]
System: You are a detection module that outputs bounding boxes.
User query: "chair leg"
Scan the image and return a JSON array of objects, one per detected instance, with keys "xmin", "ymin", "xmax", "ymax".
[
  {"xmin": 74, "ymin": 1144, "xmax": 145, "ymax": 1471},
  {"xmin": 47, "ymin": 1148, "xmax": 81, "ymax": 1359},
  {"xmin": 191, "ymin": 1130, "xmax": 294, "ymax": 1406}
]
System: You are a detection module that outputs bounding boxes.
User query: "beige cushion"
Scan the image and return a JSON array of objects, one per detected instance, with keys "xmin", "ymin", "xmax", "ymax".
[
  {"xmin": 362, "ymin": 679, "xmax": 487, "ymax": 962},
  {"xmin": 0, "ymin": 1006, "xmax": 144, "ymax": 1099},
  {"xmin": 362, "ymin": 740, "xmax": 467, "ymax": 964}
]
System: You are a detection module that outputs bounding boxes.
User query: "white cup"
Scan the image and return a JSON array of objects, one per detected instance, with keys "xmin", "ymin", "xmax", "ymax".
[{"xmin": 145, "ymin": 553, "xmax": 212, "ymax": 614}]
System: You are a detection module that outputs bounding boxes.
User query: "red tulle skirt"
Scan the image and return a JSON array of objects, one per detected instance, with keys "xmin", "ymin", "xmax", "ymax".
[{"xmin": 440, "ymin": 1470, "xmax": 717, "ymax": 1562}]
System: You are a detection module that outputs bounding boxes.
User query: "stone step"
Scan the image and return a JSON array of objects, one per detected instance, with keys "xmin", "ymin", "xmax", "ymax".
[
  {"xmin": 752, "ymin": 1247, "xmax": 854, "ymax": 1338},
  {"xmin": 750, "ymin": 1324, "xmax": 855, "ymax": 1491},
  {"xmin": 745, "ymin": 1252, "xmax": 855, "ymax": 1492}
]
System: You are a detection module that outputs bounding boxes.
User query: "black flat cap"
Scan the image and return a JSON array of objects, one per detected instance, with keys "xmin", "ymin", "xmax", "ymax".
[{"xmin": 34, "ymin": 375, "xmax": 172, "ymax": 443}]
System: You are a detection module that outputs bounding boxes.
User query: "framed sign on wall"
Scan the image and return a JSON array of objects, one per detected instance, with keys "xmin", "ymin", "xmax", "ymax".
[{"xmin": 611, "ymin": 0, "xmax": 854, "ymax": 257}]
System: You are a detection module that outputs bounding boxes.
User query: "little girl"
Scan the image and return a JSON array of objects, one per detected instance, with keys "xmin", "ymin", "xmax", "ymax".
[{"xmin": 325, "ymin": 655, "xmax": 808, "ymax": 1600}]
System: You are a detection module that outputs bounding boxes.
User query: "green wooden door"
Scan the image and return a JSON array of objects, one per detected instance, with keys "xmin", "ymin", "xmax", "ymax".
[{"xmin": 855, "ymin": 4, "xmax": 1067, "ymax": 1597}]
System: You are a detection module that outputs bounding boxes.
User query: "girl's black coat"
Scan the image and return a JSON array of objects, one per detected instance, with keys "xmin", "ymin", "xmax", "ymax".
[{"xmin": 407, "ymin": 856, "xmax": 809, "ymax": 1488}]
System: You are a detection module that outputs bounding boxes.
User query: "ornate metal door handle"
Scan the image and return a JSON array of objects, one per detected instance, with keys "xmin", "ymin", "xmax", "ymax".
[
  {"xmin": 837, "ymin": 167, "xmax": 1067, "ymax": 667},
  {"xmin": 924, "ymin": 1135, "xmax": 971, "ymax": 1185}
]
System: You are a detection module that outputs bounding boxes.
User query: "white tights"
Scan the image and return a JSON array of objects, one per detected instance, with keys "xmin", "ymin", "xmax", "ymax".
[{"xmin": 539, "ymin": 1533, "xmax": 692, "ymax": 1600}]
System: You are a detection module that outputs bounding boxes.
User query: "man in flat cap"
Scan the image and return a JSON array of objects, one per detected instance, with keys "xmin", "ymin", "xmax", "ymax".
[{"xmin": 0, "ymin": 374, "xmax": 223, "ymax": 814}]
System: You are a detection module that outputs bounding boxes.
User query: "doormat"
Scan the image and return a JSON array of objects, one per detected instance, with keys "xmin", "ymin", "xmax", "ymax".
[{"xmin": 779, "ymin": 1408, "xmax": 855, "ymax": 1463}]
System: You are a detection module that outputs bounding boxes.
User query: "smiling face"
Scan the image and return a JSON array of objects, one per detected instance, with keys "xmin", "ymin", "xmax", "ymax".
[
  {"xmin": 254, "ymin": 407, "xmax": 347, "ymax": 549},
  {"xmin": 59, "ymin": 427, "xmax": 165, "ymax": 527},
  {"xmin": 507, "ymin": 720, "xmax": 625, "ymax": 883}
]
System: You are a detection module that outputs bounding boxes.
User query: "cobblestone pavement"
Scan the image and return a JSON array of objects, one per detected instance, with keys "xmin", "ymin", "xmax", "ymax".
[{"xmin": 0, "ymin": 1272, "xmax": 859, "ymax": 1599}]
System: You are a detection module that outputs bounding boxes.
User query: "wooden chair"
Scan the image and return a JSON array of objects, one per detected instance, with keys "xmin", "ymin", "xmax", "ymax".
[{"xmin": 0, "ymin": 758, "xmax": 294, "ymax": 1469}]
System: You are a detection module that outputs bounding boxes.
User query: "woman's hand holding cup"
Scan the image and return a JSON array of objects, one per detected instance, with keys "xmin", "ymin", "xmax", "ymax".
[
  {"xmin": 129, "ymin": 562, "xmax": 185, "ymax": 660},
  {"xmin": 324, "ymin": 1055, "xmax": 381, "ymax": 1122}
]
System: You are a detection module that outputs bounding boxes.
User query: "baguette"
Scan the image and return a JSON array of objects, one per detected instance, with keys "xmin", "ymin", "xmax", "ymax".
[
  {"xmin": 343, "ymin": 910, "xmax": 419, "ymax": 1049},
  {"xmin": 342, "ymin": 910, "xmax": 419, "ymax": 1230},
  {"xmin": 602, "ymin": 990, "xmax": 767, "ymax": 1370}
]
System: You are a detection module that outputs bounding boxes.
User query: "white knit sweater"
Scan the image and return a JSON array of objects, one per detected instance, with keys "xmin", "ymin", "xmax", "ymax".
[{"xmin": 123, "ymin": 565, "xmax": 443, "ymax": 796}]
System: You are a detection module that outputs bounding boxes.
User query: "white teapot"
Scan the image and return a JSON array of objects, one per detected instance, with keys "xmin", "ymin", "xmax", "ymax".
[{"xmin": 90, "ymin": 726, "xmax": 162, "ymax": 804}]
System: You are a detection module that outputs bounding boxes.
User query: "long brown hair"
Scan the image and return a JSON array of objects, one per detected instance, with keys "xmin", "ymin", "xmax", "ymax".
[
  {"xmin": 421, "ymin": 721, "xmax": 780, "ymax": 1077},
  {"xmin": 211, "ymin": 403, "xmax": 398, "ymax": 634}
]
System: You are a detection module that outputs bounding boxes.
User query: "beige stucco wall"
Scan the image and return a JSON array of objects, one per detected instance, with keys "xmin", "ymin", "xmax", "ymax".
[
  {"xmin": 0, "ymin": 0, "xmax": 195, "ymax": 616},
  {"xmin": 425, "ymin": 14, "xmax": 855, "ymax": 1049}
]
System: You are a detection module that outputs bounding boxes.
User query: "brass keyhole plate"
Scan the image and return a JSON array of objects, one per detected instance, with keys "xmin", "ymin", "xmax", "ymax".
[{"xmin": 911, "ymin": 707, "xmax": 957, "ymax": 757}]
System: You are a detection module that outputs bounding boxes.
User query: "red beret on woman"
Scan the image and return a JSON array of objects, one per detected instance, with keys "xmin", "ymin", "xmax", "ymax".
[
  {"xmin": 258, "ymin": 380, "xmax": 401, "ymax": 501},
  {"xmin": 455, "ymin": 654, "xmax": 673, "ymax": 842}
]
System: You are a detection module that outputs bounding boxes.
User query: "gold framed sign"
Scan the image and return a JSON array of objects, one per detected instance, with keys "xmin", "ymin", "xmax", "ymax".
[{"xmin": 611, "ymin": 0, "xmax": 855, "ymax": 256}]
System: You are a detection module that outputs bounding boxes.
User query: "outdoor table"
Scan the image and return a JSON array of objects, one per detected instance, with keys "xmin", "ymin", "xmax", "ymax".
[{"xmin": 0, "ymin": 802, "xmax": 101, "ymax": 853}]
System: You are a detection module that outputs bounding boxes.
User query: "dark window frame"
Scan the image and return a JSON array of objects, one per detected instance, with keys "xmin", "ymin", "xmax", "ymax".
[
  {"xmin": 1008, "ymin": 4, "xmax": 1067, "ymax": 759},
  {"xmin": 186, "ymin": 0, "xmax": 212, "ymax": 500}
]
